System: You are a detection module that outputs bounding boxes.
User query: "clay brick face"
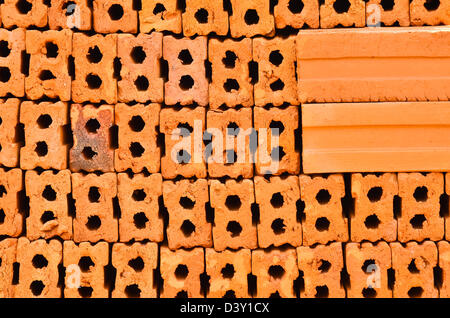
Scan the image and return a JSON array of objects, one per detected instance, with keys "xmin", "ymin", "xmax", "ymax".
[
  {"xmin": 70, "ymin": 104, "xmax": 114, "ymax": 172},
  {"xmin": 112, "ymin": 242, "xmax": 158, "ymax": 298},
  {"xmin": 1, "ymin": 0, "xmax": 47, "ymax": 28},
  {"xmin": 206, "ymin": 248, "xmax": 251, "ymax": 298},
  {"xmin": 254, "ymin": 176, "xmax": 301, "ymax": 248},
  {"xmin": 93, "ymin": 0, "xmax": 137, "ymax": 33},
  {"xmin": 366, "ymin": 0, "xmax": 410, "ymax": 26},
  {"xmin": 345, "ymin": 241, "xmax": 392, "ymax": 298},
  {"xmin": 160, "ymin": 107, "xmax": 206, "ymax": 179},
  {"xmin": 299, "ymin": 174, "xmax": 348, "ymax": 246},
  {"xmin": 208, "ymin": 38, "xmax": 253, "ymax": 109},
  {"xmin": 117, "ymin": 33, "xmax": 163, "ymax": 104},
  {"xmin": 182, "ymin": 0, "xmax": 229, "ymax": 36},
  {"xmin": 274, "ymin": 0, "xmax": 319, "ymax": 29},
  {"xmin": 115, "ymin": 103, "xmax": 161, "ymax": 173},
  {"xmin": 160, "ymin": 246, "xmax": 204, "ymax": 298},
  {"xmin": 297, "ymin": 242, "xmax": 345, "ymax": 298},
  {"xmin": 163, "ymin": 36, "xmax": 208, "ymax": 106},
  {"xmin": 117, "ymin": 173, "xmax": 163, "ymax": 243},
  {"xmin": 48, "ymin": 0, "xmax": 92, "ymax": 30},
  {"xmin": 0, "ymin": 98, "xmax": 20, "ymax": 167},
  {"xmin": 210, "ymin": 179, "xmax": 257, "ymax": 251},
  {"xmin": 163, "ymin": 179, "xmax": 212, "ymax": 250},
  {"xmin": 438, "ymin": 241, "xmax": 450, "ymax": 298},
  {"xmin": 410, "ymin": 0, "xmax": 450, "ymax": 25},
  {"xmin": 391, "ymin": 241, "xmax": 438, "ymax": 298},
  {"xmin": 25, "ymin": 170, "xmax": 72, "ymax": 240},
  {"xmin": 63, "ymin": 241, "xmax": 109, "ymax": 298},
  {"xmin": 319, "ymin": 0, "xmax": 365, "ymax": 28},
  {"xmin": 72, "ymin": 173, "xmax": 118, "ymax": 243},
  {"xmin": 398, "ymin": 172, "xmax": 444, "ymax": 242},
  {"xmin": 254, "ymin": 106, "xmax": 300, "ymax": 175},
  {"xmin": 0, "ymin": 238, "xmax": 17, "ymax": 298},
  {"xmin": 0, "ymin": 168, "xmax": 23, "ymax": 237},
  {"xmin": 72, "ymin": 33, "xmax": 117, "ymax": 104},
  {"xmin": 350, "ymin": 173, "xmax": 398, "ymax": 242},
  {"xmin": 25, "ymin": 30, "xmax": 72, "ymax": 101},
  {"xmin": 14, "ymin": 238, "xmax": 62, "ymax": 298},
  {"xmin": 229, "ymin": 0, "xmax": 275, "ymax": 38},
  {"xmin": 139, "ymin": 0, "xmax": 182, "ymax": 33},
  {"xmin": 20, "ymin": 101, "xmax": 68, "ymax": 170},
  {"xmin": 0, "ymin": 28, "xmax": 25, "ymax": 97}
]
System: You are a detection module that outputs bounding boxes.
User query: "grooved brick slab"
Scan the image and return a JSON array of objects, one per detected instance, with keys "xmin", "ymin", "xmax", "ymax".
[
  {"xmin": 410, "ymin": 0, "xmax": 450, "ymax": 26},
  {"xmin": 438, "ymin": 241, "xmax": 450, "ymax": 298},
  {"xmin": 0, "ymin": 238, "xmax": 17, "ymax": 298},
  {"xmin": 93, "ymin": 0, "xmax": 137, "ymax": 33},
  {"xmin": 229, "ymin": 0, "xmax": 274, "ymax": 38},
  {"xmin": 139, "ymin": 0, "xmax": 182, "ymax": 33},
  {"xmin": 274, "ymin": 0, "xmax": 319, "ymax": 29},
  {"xmin": 0, "ymin": 98, "xmax": 20, "ymax": 167},
  {"xmin": 0, "ymin": 28, "xmax": 25, "ymax": 97},
  {"xmin": 182, "ymin": 0, "xmax": 229, "ymax": 36},
  {"xmin": 1, "ymin": 0, "xmax": 47, "ymax": 28},
  {"xmin": 319, "ymin": 0, "xmax": 365, "ymax": 28},
  {"xmin": 48, "ymin": 0, "xmax": 92, "ymax": 30},
  {"xmin": 0, "ymin": 168, "xmax": 23, "ymax": 237},
  {"xmin": 366, "ymin": 0, "xmax": 410, "ymax": 27}
]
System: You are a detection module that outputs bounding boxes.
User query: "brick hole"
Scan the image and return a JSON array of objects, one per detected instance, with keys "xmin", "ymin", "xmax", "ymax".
[
  {"xmin": 12, "ymin": 262, "xmax": 19, "ymax": 285},
  {"xmin": 407, "ymin": 259, "xmax": 420, "ymax": 274},
  {"xmin": 0, "ymin": 67, "xmax": 11, "ymax": 82},
  {"xmin": 244, "ymin": 9, "xmax": 259, "ymax": 25},
  {"xmin": 37, "ymin": 114, "xmax": 52, "ymax": 129},
  {"xmin": 128, "ymin": 116, "xmax": 145, "ymax": 132},
  {"xmin": 78, "ymin": 256, "xmax": 95, "ymax": 272},
  {"xmin": 179, "ymin": 196, "xmax": 195, "ymax": 209},
  {"xmin": 78, "ymin": 286, "xmax": 93, "ymax": 298},
  {"xmin": 221, "ymin": 263, "xmax": 235, "ymax": 279},
  {"xmin": 269, "ymin": 50, "xmax": 283, "ymax": 66},
  {"xmin": 175, "ymin": 264, "xmax": 189, "ymax": 279},
  {"xmin": 362, "ymin": 287, "xmax": 377, "ymax": 298},
  {"xmin": 227, "ymin": 122, "xmax": 240, "ymax": 136},
  {"xmin": 177, "ymin": 149, "xmax": 191, "ymax": 164},
  {"xmin": 270, "ymin": 192, "xmax": 284, "ymax": 208},
  {"xmin": 268, "ymin": 265, "xmax": 285, "ymax": 279},
  {"xmin": 361, "ymin": 259, "xmax": 375, "ymax": 272},
  {"xmin": 0, "ymin": 117, "xmax": 2, "ymax": 126},
  {"xmin": 222, "ymin": 51, "xmax": 237, "ymax": 69},
  {"xmin": 129, "ymin": 142, "xmax": 145, "ymax": 157},
  {"xmin": 21, "ymin": 51, "xmax": 30, "ymax": 76},
  {"xmin": 128, "ymin": 257, "xmax": 145, "ymax": 272},
  {"xmin": 85, "ymin": 118, "xmax": 100, "ymax": 133},
  {"xmin": 434, "ymin": 266, "xmax": 443, "ymax": 289},
  {"xmin": 270, "ymin": 291, "xmax": 281, "ymax": 298},
  {"xmin": 88, "ymin": 186, "xmax": 100, "ymax": 203},
  {"xmin": 424, "ymin": 0, "xmax": 440, "ymax": 11},
  {"xmin": 153, "ymin": 2, "xmax": 166, "ymax": 15},
  {"xmin": 224, "ymin": 78, "xmax": 239, "ymax": 92},
  {"xmin": 179, "ymin": 75, "xmax": 194, "ymax": 90},
  {"xmin": 223, "ymin": 290, "xmax": 236, "ymax": 298},
  {"xmin": 408, "ymin": 286, "xmax": 423, "ymax": 298},
  {"xmin": 364, "ymin": 214, "xmax": 381, "ymax": 229},
  {"xmin": 133, "ymin": 212, "xmax": 149, "ymax": 229},
  {"xmin": 225, "ymin": 149, "xmax": 237, "ymax": 164},
  {"xmin": 42, "ymin": 185, "xmax": 57, "ymax": 201},
  {"xmin": 333, "ymin": 0, "xmax": 351, "ymax": 13},
  {"xmin": 63, "ymin": 1, "xmax": 77, "ymax": 16},
  {"xmin": 86, "ymin": 74, "xmax": 102, "ymax": 89},
  {"xmin": 269, "ymin": 121, "xmax": 284, "ymax": 137},
  {"xmin": 175, "ymin": 290, "xmax": 188, "ymax": 298},
  {"xmin": 125, "ymin": 284, "xmax": 141, "ymax": 298},
  {"xmin": 288, "ymin": 0, "xmax": 304, "ymax": 13},
  {"xmin": 367, "ymin": 186, "xmax": 383, "ymax": 202},
  {"xmin": 178, "ymin": 49, "xmax": 193, "ymax": 65},
  {"xmin": 177, "ymin": 122, "xmax": 193, "ymax": 137},
  {"xmin": 225, "ymin": 195, "xmax": 241, "ymax": 211},
  {"xmin": 249, "ymin": 61, "xmax": 258, "ymax": 84},
  {"xmin": 0, "ymin": 209, "xmax": 5, "ymax": 224},
  {"xmin": 132, "ymin": 189, "xmax": 146, "ymax": 201},
  {"xmin": 270, "ymin": 79, "xmax": 285, "ymax": 91},
  {"xmin": 315, "ymin": 217, "xmax": 330, "ymax": 231},
  {"xmin": 134, "ymin": 75, "xmax": 149, "ymax": 91},
  {"xmin": 40, "ymin": 211, "xmax": 56, "ymax": 224},
  {"xmin": 0, "ymin": 185, "xmax": 6, "ymax": 197},
  {"xmin": 226, "ymin": 221, "xmax": 242, "ymax": 237},
  {"xmin": 114, "ymin": 57, "xmax": 122, "ymax": 80},
  {"xmin": 410, "ymin": 214, "xmax": 426, "ymax": 229},
  {"xmin": 130, "ymin": 46, "xmax": 146, "ymax": 64},
  {"xmin": 45, "ymin": 42, "xmax": 58, "ymax": 58},
  {"xmin": 413, "ymin": 186, "xmax": 428, "ymax": 202},
  {"xmin": 16, "ymin": 0, "xmax": 32, "ymax": 14},
  {"xmin": 316, "ymin": 189, "xmax": 331, "ymax": 204},
  {"xmin": 87, "ymin": 46, "xmax": 103, "ymax": 64},
  {"xmin": 68, "ymin": 55, "xmax": 75, "ymax": 79},
  {"xmin": 108, "ymin": 4, "xmax": 124, "ymax": 20},
  {"xmin": 380, "ymin": 0, "xmax": 394, "ymax": 11},
  {"xmin": 0, "ymin": 41, "xmax": 10, "ymax": 57},
  {"xmin": 39, "ymin": 70, "xmax": 56, "ymax": 81},
  {"xmin": 315, "ymin": 285, "xmax": 329, "ymax": 298},
  {"xmin": 271, "ymin": 218, "xmax": 286, "ymax": 234},
  {"xmin": 82, "ymin": 146, "xmax": 97, "ymax": 159},
  {"xmin": 32, "ymin": 254, "xmax": 48, "ymax": 269},
  {"xmin": 318, "ymin": 260, "xmax": 331, "ymax": 273},
  {"xmin": 180, "ymin": 219, "xmax": 196, "ymax": 236},
  {"xmin": 195, "ymin": 8, "xmax": 208, "ymax": 23},
  {"xmin": 440, "ymin": 193, "xmax": 449, "ymax": 218},
  {"xmin": 86, "ymin": 215, "xmax": 101, "ymax": 230},
  {"xmin": 30, "ymin": 280, "xmax": 45, "ymax": 296},
  {"xmin": 270, "ymin": 146, "xmax": 286, "ymax": 162}
]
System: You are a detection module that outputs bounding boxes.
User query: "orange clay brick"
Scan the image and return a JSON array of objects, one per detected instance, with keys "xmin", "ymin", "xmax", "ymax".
[
  {"xmin": 252, "ymin": 248, "xmax": 298, "ymax": 298},
  {"xmin": 20, "ymin": 101, "xmax": 68, "ymax": 170},
  {"xmin": 254, "ymin": 106, "xmax": 300, "ymax": 175},
  {"xmin": 163, "ymin": 179, "xmax": 212, "ymax": 250},
  {"xmin": 254, "ymin": 176, "xmax": 301, "ymax": 248},
  {"xmin": 410, "ymin": 0, "xmax": 450, "ymax": 26},
  {"xmin": 25, "ymin": 29, "xmax": 72, "ymax": 101},
  {"xmin": 0, "ymin": 168, "xmax": 23, "ymax": 237},
  {"xmin": 163, "ymin": 35, "xmax": 208, "ymax": 106},
  {"xmin": 210, "ymin": 179, "xmax": 257, "ymax": 251},
  {"xmin": 0, "ymin": 28, "xmax": 25, "ymax": 97},
  {"xmin": 206, "ymin": 248, "xmax": 251, "ymax": 298},
  {"xmin": 253, "ymin": 37, "xmax": 298, "ymax": 106},
  {"xmin": 25, "ymin": 170, "xmax": 72, "ymax": 241},
  {"xmin": 72, "ymin": 173, "xmax": 118, "ymax": 243},
  {"xmin": 115, "ymin": 103, "xmax": 161, "ymax": 173},
  {"xmin": 48, "ymin": 0, "xmax": 92, "ymax": 30},
  {"xmin": 14, "ymin": 237, "xmax": 61, "ymax": 298},
  {"xmin": 274, "ymin": 0, "xmax": 319, "ymax": 29},
  {"xmin": 397, "ymin": 172, "xmax": 444, "ymax": 242},
  {"xmin": 229, "ymin": 0, "xmax": 275, "ymax": 38},
  {"xmin": 160, "ymin": 246, "xmax": 204, "ymax": 298},
  {"xmin": 63, "ymin": 241, "xmax": 109, "ymax": 298},
  {"xmin": 206, "ymin": 107, "xmax": 253, "ymax": 178},
  {"xmin": 391, "ymin": 240, "xmax": 438, "ymax": 298},
  {"xmin": 182, "ymin": 0, "xmax": 229, "ymax": 36},
  {"xmin": 117, "ymin": 33, "xmax": 163, "ymax": 103},
  {"xmin": 70, "ymin": 104, "xmax": 114, "ymax": 172},
  {"xmin": 297, "ymin": 242, "xmax": 345, "ymax": 298},
  {"xmin": 438, "ymin": 241, "xmax": 450, "ymax": 298},
  {"xmin": 0, "ymin": 238, "xmax": 17, "ymax": 298},
  {"xmin": 1, "ymin": 0, "xmax": 47, "ymax": 28},
  {"xmin": 117, "ymin": 173, "xmax": 163, "ymax": 243},
  {"xmin": 299, "ymin": 174, "xmax": 348, "ymax": 246},
  {"xmin": 350, "ymin": 173, "xmax": 398, "ymax": 242},
  {"xmin": 112, "ymin": 242, "xmax": 158, "ymax": 298},
  {"xmin": 346, "ymin": 241, "xmax": 392, "ymax": 298},
  {"xmin": 208, "ymin": 38, "xmax": 253, "ymax": 109},
  {"xmin": 93, "ymin": 0, "xmax": 137, "ymax": 33},
  {"xmin": 139, "ymin": 0, "xmax": 182, "ymax": 33},
  {"xmin": 0, "ymin": 98, "xmax": 20, "ymax": 167},
  {"xmin": 72, "ymin": 33, "xmax": 117, "ymax": 104},
  {"xmin": 320, "ymin": 0, "xmax": 365, "ymax": 28},
  {"xmin": 366, "ymin": 0, "xmax": 410, "ymax": 26},
  {"xmin": 160, "ymin": 107, "xmax": 206, "ymax": 179}
]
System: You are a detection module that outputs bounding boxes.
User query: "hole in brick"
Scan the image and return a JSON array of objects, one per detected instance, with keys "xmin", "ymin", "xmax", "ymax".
[
  {"xmin": 181, "ymin": 219, "xmax": 195, "ymax": 236},
  {"xmin": 268, "ymin": 265, "xmax": 285, "ymax": 279},
  {"xmin": 63, "ymin": 1, "xmax": 77, "ymax": 15},
  {"xmin": 380, "ymin": 0, "xmax": 394, "ymax": 11},
  {"xmin": 86, "ymin": 215, "xmax": 101, "ymax": 230},
  {"xmin": 178, "ymin": 49, "xmax": 193, "ymax": 65},
  {"xmin": 78, "ymin": 286, "xmax": 93, "ymax": 298},
  {"xmin": 108, "ymin": 4, "xmax": 124, "ymax": 20},
  {"xmin": 82, "ymin": 146, "xmax": 97, "ymax": 159},
  {"xmin": 424, "ymin": 0, "xmax": 440, "ymax": 11},
  {"xmin": 128, "ymin": 116, "xmax": 145, "ymax": 132},
  {"xmin": 269, "ymin": 50, "xmax": 283, "ymax": 66},
  {"xmin": 153, "ymin": 2, "xmax": 166, "ymax": 14},
  {"xmin": 288, "ymin": 0, "xmax": 304, "ymax": 13},
  {"xmin": 224, "ymin": 78, "xmax": 240, "ymax": 92},
  {"xmin": 434, "ymin": 266, "xmax": 443, "ymax": 289},
  {"xmin": 125, "ymin": 284, "xmax": 141, "ymax": 298},
  {"xmin": 88, "ymin": 187, "xmax": 100, "ymax": 203},
  {"xmin": 179, "ymin": 75, "xmax": 194, "ymax": 90},
  {"xmin": 0, "ymin": 67, "xmax": 11, "ymax": 82},
  {"xmin": 30, "ymin": 280, "xmax": 45, "ymax": 296},
  {"xmin": 408, "ymin": 259, "xmax": 420, "ymax": 274},
  {"xmin": 408, "ymin": 287, "xmax": 423, "ymax": 298},
  {"xmin": 333, "ymin": 0, "xmax": 351, "ymax": 13},
  {"xmin": 413, "ymin": 186, "xmax": 428, "ymax": 202},
  {"xmin": 270, "ymin": 291, "xmax": 281, "ymax": 298},
  {"xmin": 85, "ymin": 118, "xmax": 100, "ymax": 133},
  {"xmin": 0, "ymin": 41, "xmax": 10, "ymax": 57},
  {"xmin": 16, "ymin": 0, "xmax": 32, "ymax": 14},
  {"xmin": 225, "ymin": 195, "xmax": 241, "ymax": 211},
  {"xmin": 315, "ymin": 217, "xmax": 330, "ymax": 232},
  {"xmin": 225, "ymin": 149, "xmax": 237, "ymax": 164},
  {"xmin": 318, "ymin": 260, "xmax": 331, "ymax": 273},
  {"xmin": 361, "ymin": 259, "xmax": 376, "ymax": 272},
  {"xmin": 32, "ymin": 254, "xmax": 48, "ymax": 269},
  {"xmin": 364, "ymin": 214, "xmax": 381, "ymax": 229},
  {"xmin": 362, "ymin": 287, "xmax": 377, "ymax": 298},
  {"xmin": 195, "ymin": 8, "xmax": 208, "ymax": 23},
  {"xmin": 244, "ymin": 9, "xmax": 259, "ymax": 25},
  {"xmin": 226, "ymin": 221, "xmax": 242, "ymax": 237},
  {"xmin": 270, "ymin": 79, "xmax": 285, "ymax": 91},
  {"xmin": 177, "ymin": 150, "xmax": 191, "ymax": 164},
  {"xmin": 86, "ymin": 74, "xmax": 102, "ymax": 89},
  {"xmin": 40, "ymin": 211, "xmax": 55, "ymax": 224},
  {"xmin": 222, "ymin": 51, "xmax": 237, "ymax": 69},
  {"xmin": 269, "ymin": 121, "xmax": 284, "ymax": 136},
  {"xmin": 128, "ymin": 257, "xmax": 145, "ymax": 272},
  {"xmin": 179, "ymin": 196, "xmax": 195, "ymax": 209},
  {"xmin": 223, "ymin": 290, "xmax": 236, "ymax": 298},
  {"xmin": 78, "ymin": 256, "xmax": 95, "ymax": 272},
  {"xmin": 39, "ymin": 70, "xmax": 56, "ymax": 81},
  {"xmin": 42, "ymin": 185, "xmax": 56, "ymax": 201},
  {"xmin": 129, "ymin": 142, "xmax": 145, "ymax": 157},
  {"xmin": 132, "ymin": 189, "xmax": 146, "ymax": 201},
  {"xmin": 37, "ymin": 114, "xmax": 52, "ymax": 129},
  {"xmin": 270, "ymin": 192, "xmax": 284, "ymax": 208},
  {"xmin": 271, "ymin": 218, "xmax": 286, "ymax": 234},
  {"xmin": 271, "ymin": 146, "xmax": 286, "ymax": 162},
  {"xmin": 133, "ymin": 212, "xmax": 149, "ymax": 229},
  {"xmin": 0, "ymin": 209, "xmax": 5, "ymax": 224},
  {"xmin": 87, "ymin": 46, "xmax": 103, "ymax": 64},
  {"xmin": 315, "ymin": 285, "xmax": 329, "ymax": 298},
  {"xmin": 410, "ymin": 214, "xmax": 426, "ymax": 229},
  {"xmin": 175, "ymin": 264, "xmax": 189, "ymax": 279},
  {"xmin": 131, "ymin": 46, "xmax": 146, "ymax": 64},
  {"xmin": 221, "ymin": 264, "xmax": 235, "ymax": 279},
  {"xmin": 227, "ymin": 122, "xmax": 240, "ymax": 136},
  {"xmin": 316, "ymin": 189, "xmax": 331, "ymax": 204},
  {"xmin": 45, "ymin": 42, "xmax": 58, "ymax": 58},
  {"xmin": 114, "ymin": 58, "xmax": 122, "ymax": 80},
  {"xmin": 0, "ymin": 185, "xmax": 6, "ymax": 197},
  {"xmin": 134, "ymin": 76, "xmax": 149, "ymax": 91},
  {"xmin": 367, "ymin": 187, "xmax": 383, "ymax": 202},
  {"xmin": 249, "ymin": 61, "xmax": 258, "ymax": 84},
  {"xmin": 177, "ymin": 122, "xmax": 193, "ymax": 137}
]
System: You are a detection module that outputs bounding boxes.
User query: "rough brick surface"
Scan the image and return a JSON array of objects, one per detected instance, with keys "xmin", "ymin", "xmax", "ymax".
[
  {"xmin": 183, "ymin": 0, "xmax": 228, "ymax": 36},
  {"xmin": 93, "ymin": 0, "xmax": 137, "ymax": 33},
  {"xmin": 210, "ymin": 179, "xmax": 257, "ymax": 251},
  {"xmin": 48, "ymin": 0, "xmax": 92, "ymax": 30},
  {"xmin": 410, "ymin": 0, "xmax": 450, "ymax": 26},
  {"xmin": 445, "ymin": 174, "xmax": 450, "ymax": 241},
  {"xmin": 139, "ymin": 0, "xmax": 182, "ymax": 33},
  {"xmin": 0, "ymin": 238, "xmax": 17, "ymax": 298},
  {"xmin": 320, "ymin": 0, "xmax": 365, "ymax": 28},
  {"xmin": 229, "ymin": 0, "xmax": 275, "ymax": 38},
  {"xmin": 0, "ymin": 28, "xmax": 25, "ymax": 97},
  {"xmin": 0, "ymin": 98, "xmax": 20, "ymax": 167},
  {"xmin": 0, "ymin": 168, "xmax": 23, "ymax": 237},
  {"xmin": 366, "ymin": 0, "xmax": 410, "ymax": 26},
  {"xmin": 254, "ymin": 176, "xmax": 301, "ymax": 248},
  {"xmin": 274, "ymin": 0, "xmax": 319, "ymax": 29},
  {"xmin": 1, "ymin": 0, "xmax": 47, "ymax": 28},
  {"xmin": 438, "ymin": 241, "xmax": 450, "ymax": 298}
]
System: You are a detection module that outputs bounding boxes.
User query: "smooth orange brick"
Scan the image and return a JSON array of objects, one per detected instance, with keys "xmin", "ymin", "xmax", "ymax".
[
  {"xmin": 139, "ymin": 0, "xmax": 182, "ymax": 33},
  {"xmin": 183, "ymin": 0, "xmax": 229, "ymax": 36},
  {"xmin": 229, "ymin": 0, "xmax": 275, "ymax": 38},
  {"xmin": 0, "ymin": 28, "xmax": 25, "ymax": 97},
  {"xmin": 0, "ymin": 168, "xmax": 23, "ymax": 237},
  {"xmin": 366, "ymin": 0, "xmax": 410, "ymax": 26},
  {"xmin": 0, "ymin": 98, "xmax": 20, "ymax": 167},
  {"xmin": 410, "ymin": 0, "xmax": 450, "ymax": 25},
  {"xmin": 0, "ymin": 238, "xmax": 17, "ymax": 298},
  {"xmin": 274, "ymin": 0, "xmax": 319, "ymax": 29},
  {"xmin": 1, "ymin": 0, "xmax": 47, "ymax": 28},
  {"xmin": 320, "ymin": 0, "xmax": 365, "ymax": 28},
  {"xmin": 93, "ymin": 0, "xmax": 137, "ymax": 33},
  {"xmin": 48, "ymin": 0, "xmax": 92, "ymax": 30}
]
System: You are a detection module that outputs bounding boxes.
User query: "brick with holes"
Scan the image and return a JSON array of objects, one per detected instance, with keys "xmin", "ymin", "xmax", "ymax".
[
  {"xmin": 160, "ymin": 246, "xmax": 204, "ymax": 298},
  {"xmin": 254, "ymin": 106, "xmax": 300, "ymax": 175},
  {"xmin": 208, "ymin": 38, "xmax": 253, "ymax": 109},
  {"xmin": 112, "ymin": 242, "xmax": 158, "ymax": 298},
  {"xmin": 444, "ymin": 173, "xmax": 450, "ymax": 241},
  {"xmin": 72, "ymin": 33, "xmax": 117, "ymax": 104},
  {"xmin": 139, "ymin": 0, "xmax": 182, "ymax": 33},
  {"xmin": 1, "ymin": 0, "xmax": 47, "ymax": 28},
  {"xmin": 397, "ymin": 172, "xmax": 444, "ymax": 242},
  {"xmin": 63, "ymin": 241, "xmax": 109, "ymax": 298},
  {"xmin": 14, "ymin": 237, "xmax": 61, "ymax": 298},
  {"xmin": 319, "ymin": 0, "xmax": 365, "ymax": 28},
  {"xmin": 72, "ymin": 172, "xmax": 118, "ymax": 243},
  {"xmin": 70, "ymin": 104, "xmax": 114, "ymax": 172},
  {"xmin": 0, "ymin": 28, "xmax": 25, "ymax": 97},
  {"xmin": 252, "ymin": 248, "xmax": 298, "ymax": 298},
  {"xmin": 297, "ymin": 242, "xmax": 345, "ymax": 298},
  {"xmin": 117, "ymin": 173, "xmax": 163, "ymax": 243},
  {"xmin": 366, "ymin": 0, "xmax": 410, "ymax": 26},
  {"xmin": 163, "ymin": 36, "xmax": 208, "ymax": 106},
  {"xmin": 115, "ymin": 103, "xmax": 161, "ymax": 173},
  {"xmin": 48, "ymin": 0, "xmax": 92, "ymax": 30},
  {"xmin": 160, "ymin": 107, "xmax": 206, "ymax": 179},
  {"xmin": 206, "ymin": 248, "xmax": 251, "ymax": 298},
  {"xmin": 254, "ymin": 176, "xmax": 301, "ymax": 248},
  {"xmin": 25, "ymin": 30, "xmax": 72, "ymax": 101},
  {"xmin": 299, "ymin": 174, "xmax": 348, "ymax": 246},
  {"xmin": 411, "ymin": 0, "xmax": 450, "ymax": 26},
  {"xmin": 229, "ymin": 0, "xmax": 275, "ymax": 38},
  {"xmin": 210, "ymin": 179, "xmax": 257, "ymax": 251},
  {"xmin": 350, "ymin": 173, "xmax": 398, "ymax": 242},
  {"xmin": 93, "ymin": 0, "xmax": 137, "ymax": 33},
  {"xmin": 438, "ymin": 241, "xmax": 450, "ymax": 298},
  {"xmin": 0, "ymin": 238, "xmax": 17, "ymax": 298},
  {"xmin": 20, "ymin": 101, "xmax": 68, "ymax": 170},
  {"xmin": 274, "ymin": 0, "xmax": 319, "ymax": 29},
  {"xmin": 391, "ymin": 240, "xmax": 438, "ymax": 298},
  {"xmin": 117, "ymin": 33, "xmax": 163, "ymax": 103},
  {"xmin": 182, "ymin": 0, "xmax": 229, "ymax": 36},
  {"xmin": 0, "ymin": 168, "xmax": 23, "ymax": 237},
  {"xmin": 0, "ymin": 98, "xmax": 20, "ymax": 167},
  {"xmin": 25, "ymin": 170, "xmax": 72, "ymax": 240}
]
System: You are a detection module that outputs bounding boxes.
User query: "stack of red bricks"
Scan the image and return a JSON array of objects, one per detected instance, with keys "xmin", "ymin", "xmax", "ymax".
[{"xmin": 0, "ymin": 0, "xmax": 449, "ymax": 298}]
